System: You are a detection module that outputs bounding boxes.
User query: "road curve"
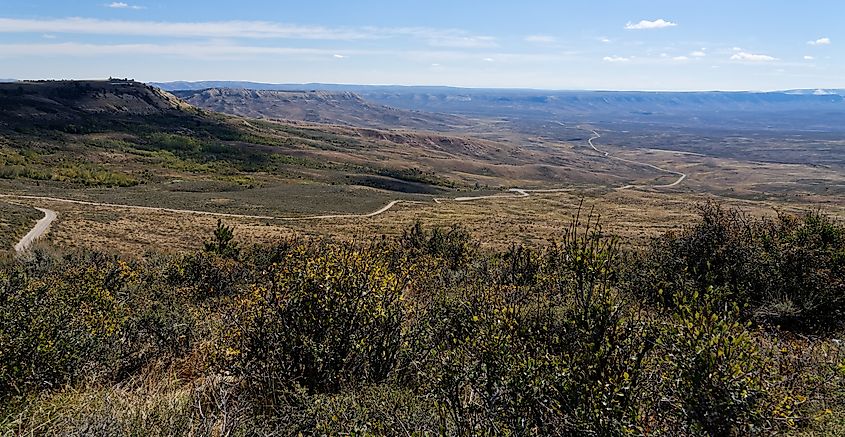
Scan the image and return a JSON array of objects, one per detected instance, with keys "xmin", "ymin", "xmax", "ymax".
[
  {"xmin": 0, "ymin": 194, "xmax": 409, "ymax": 221},
  {"xmin": 14, "ymin": 207, "xmax": 57, "ymax": 253},
  {"xmin": 2, "ymin": 125, "xmax": 688, "ymax": 234},
  {"xmin": 585, "ymin": 129, "xmax": 687, "ymax": 189}
]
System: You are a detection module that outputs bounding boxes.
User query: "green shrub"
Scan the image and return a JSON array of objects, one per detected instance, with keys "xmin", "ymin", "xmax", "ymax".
[
  {"xmin": 403, "ymin": 213, "xmax": 655, "ymax": 435},
  {"xmin": 630, "ymin": 203, "xmax": 845, "ymax": 332},
  {"xmin": 0, "ymin": 250, "xmax": 196, "ymax": 399},
  {"xmin": 204, "ymin": 219, "xmax": 240, "ymax": 260},
  {"xmin": 652, "ymin": 288, "xmax": 771, "ymax": 434},
  {"xmin": 399, "ymin": 221, "xmax": 477, "ymax": 270},
  {"xmin": 224, "ymin": 241, "xmax": 408, "ymax": 403},
  {"xmin": 2, "ymin": 212, "xmax": 842, "ymax": 435}
]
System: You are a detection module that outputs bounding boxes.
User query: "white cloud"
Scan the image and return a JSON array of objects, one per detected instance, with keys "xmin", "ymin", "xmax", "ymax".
[
  {"xmin": 0, "ymin": 42, "xmax": 344, "ymax": 58},
  {"xmin": 730, "ymin": 51, "xmax": 778, "ymax": 62},
  {"xmin": 0, "ymin": 42, "xmax": 574, "ymax": 65},
  {"xmin": 0, "ymin": 17, "xmax": 495, "ymax": 46},
  {"xmin": 332, "ymin": 54, "xmax": 346, "ymax": 59},
  {"xmin": 603, "ymin": 55, "xmax": 630, "ymax": 62},
  {"xmin": 0, "ymin": 17, "xmax": 368, "ymax": 40},
  {"xmin": 599, "ymin": 37, "xmax": 611, "ymax": 43},
  {"xmin": 673, "ymin": 56, "xmax": 689, "ymax": 61},
  {"xmin": 624, "ymin": 19, "xmax": 677, "ymax": 30},
  {"xmin": 105, "ymin": 2, "xmax": 145, "ymax": 9},
  {"xmin": 808, "ymin": 37, "xmax": 831, "ymax": 46},
  {"xmin": 804, "ymin": 55, "xmax": 815, "ymax": 60},
  {"xmin": 426, "ymin": 35, "xmax": 497, "ymax": 48},
  {"xmin": 690, "ymin": 50, "xmax": 706, "ymax": 57},
  {"xmin": 524, "ymin": 35, "xmax": 556, "ymax": 44}
]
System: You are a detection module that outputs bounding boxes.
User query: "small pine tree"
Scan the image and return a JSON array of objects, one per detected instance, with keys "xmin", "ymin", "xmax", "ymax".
[{"xmin": 204, "ymin": 219, "xmax": 240, "ymax": 259}]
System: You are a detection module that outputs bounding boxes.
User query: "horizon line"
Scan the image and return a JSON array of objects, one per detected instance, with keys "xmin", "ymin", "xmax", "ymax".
[{"xmin": 4, "ymin": 78, "xmax": 844, "ymax": 93}]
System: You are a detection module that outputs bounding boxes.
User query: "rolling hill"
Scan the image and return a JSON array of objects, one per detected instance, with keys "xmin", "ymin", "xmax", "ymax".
[
  {"xmin": 172, "ymin": 88, "xmax": 468, "ymax": 131},
  {"xmin": 0, "ymin": 79, "xmax": 192, "ymax": 125},
  {"xmin": 155, "ymin": 81, "xmax": 845, "ymax": 131},
  {"xmin": 1, "ymin": 80, "xmax": 633, "ymax": 207}
]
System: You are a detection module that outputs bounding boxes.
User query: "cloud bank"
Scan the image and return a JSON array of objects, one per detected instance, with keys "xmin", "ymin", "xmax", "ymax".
[
  {"xmin": 808, "ymin": 37, "xmax": 831, "ymax": 46},
  {"xmin": 730, "ymin": 51, "xmax": 777, "ymax": 62},
  {"xmin": 624, "ymin": 19, "xmax": 677, "ymax": 30}
]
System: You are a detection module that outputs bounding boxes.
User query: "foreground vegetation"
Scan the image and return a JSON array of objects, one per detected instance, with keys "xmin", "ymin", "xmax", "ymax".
[{"xmin": 1, "ymin": 204, "xmax": 843, "ymax": 435}]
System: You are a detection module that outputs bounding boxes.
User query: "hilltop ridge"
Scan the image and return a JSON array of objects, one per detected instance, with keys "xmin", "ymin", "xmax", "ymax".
[
  {"xmin": 0, "ymin": 79, "xmax": 193, "ymax": 129},
  {"xmin": 155, "ymin": 81, "xmax": 845, "ymax": 131},
  {"xmin": 172, "ymin": 87, "xmax": 467, "ymax": 131}
]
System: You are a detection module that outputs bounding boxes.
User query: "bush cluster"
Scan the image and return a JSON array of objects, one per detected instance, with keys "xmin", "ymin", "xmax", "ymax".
[
  {"xmin": 1, "ymin": 205, "xmax": 843, "ymax": 435},
  {"xmin": 629, "ymin": 202, "xmax": 845, "ymax": 332}
]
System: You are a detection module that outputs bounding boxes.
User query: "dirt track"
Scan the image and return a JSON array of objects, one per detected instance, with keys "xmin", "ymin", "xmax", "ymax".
[
  {"xmin": 14, "ymin": 207, "xmax": 56, "ymax": 253},
  {"xmin": 5, "ymin": 127, "xmax": 690, "ymax": 249}
]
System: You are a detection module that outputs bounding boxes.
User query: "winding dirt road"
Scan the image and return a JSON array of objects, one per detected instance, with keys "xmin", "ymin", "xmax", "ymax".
[
  {"xmin": 5, "ymin": 194, "xmax": 408, "ymax": 251},
  {"xmin": 5, "ymin": 125, "xmax": 690, "ymax": 250},
  {"xmin": 14, "ymin": 207, "xmax": 57, "ymax": 253},
  {"xmin": 584, "ymin": 129, "xmax": 687, "ymax": 189},
  {"xmin": 0, "ymin": 194, "xmax": 405, "ymax": 222}
]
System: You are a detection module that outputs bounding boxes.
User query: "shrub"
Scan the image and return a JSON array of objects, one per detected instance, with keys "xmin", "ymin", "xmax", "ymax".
[
  {"xmin": 0, "ymin": 250, "xmax": 196, "ymax": 400},
  {"xmin": 224, "ymin": 241, "xmax": 408, "ymax": 404},
  {"xmin": 630, "ymin": 203, "xmax": 845, "ymax": 332},
  {"xmin": 203, "ymin": 219, "xmax": 240, "ymax": 260},
  {"xmin": 652, "ymin": 288, "xmax": 772, "ymax": 434},
  {"xmin": 403, "ymin": 212, "xmax": 656, "ymax": 435},
  {"xmin": 2, "ymin": 211, "xmax": 842, "ymax": 435},
  {"xmin": 399, "ymin": 221, "xmax": 477, "ymax": 270}
]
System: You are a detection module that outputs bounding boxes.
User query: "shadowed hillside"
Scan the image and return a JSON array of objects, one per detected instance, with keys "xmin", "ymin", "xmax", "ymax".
[{"xmin": 0, "ymin": 80, "xmax": 193, "ymax": 127}]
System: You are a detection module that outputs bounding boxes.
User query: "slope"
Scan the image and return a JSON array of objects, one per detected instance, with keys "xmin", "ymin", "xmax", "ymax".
[{"xmin": 172, "ymin": 88, "xmax": 468, "ymax": 131}]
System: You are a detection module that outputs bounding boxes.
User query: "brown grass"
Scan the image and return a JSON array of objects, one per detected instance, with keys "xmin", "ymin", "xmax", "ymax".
[{"xmin": 22, "ymin": 187, "xmax": 842, "ymax": 255}]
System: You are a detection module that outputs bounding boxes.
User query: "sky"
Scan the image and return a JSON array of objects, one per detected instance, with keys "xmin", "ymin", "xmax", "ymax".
[{"xmin": 0, "ymin": 0, "xmax": 843, "ymax": 90}]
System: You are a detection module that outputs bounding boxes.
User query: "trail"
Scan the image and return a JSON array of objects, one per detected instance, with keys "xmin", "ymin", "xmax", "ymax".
[
  {"xmin": 453, "ymin": 187, "xmax": 574, "ymax": 202},
  {"xmin": 14, "ymin": 207, "xmax": 57, "ymax": 253},
  {"xmin": 3, "ymin": 124, "xmax": 688, "ymax": 240},
  {"xmin": 583, "ymin": 128, "xmax": 687, "ymax": 189},
  {"xmin": 0, "ymin": 194, "xmax": 404, "ymax": 223}
]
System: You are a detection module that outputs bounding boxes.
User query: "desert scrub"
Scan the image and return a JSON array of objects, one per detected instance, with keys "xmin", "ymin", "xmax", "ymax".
[
  {"xmin": 1, "ymin": 209, "xmax": 842, "ymax": 435},
  {"xmin": 629, "ymin": 202, "xmax": 845, "ymax": 333},
  {"xmin": 223, "ymin": 240, "xmax": 409, "ymax": 403},
  {"xmin": 0, "ymin": 250, "xmax": 198, "ymax": 400},
  {"xmin": 399, "ymin": 211, "xmax": 657, "ymax": 435}
]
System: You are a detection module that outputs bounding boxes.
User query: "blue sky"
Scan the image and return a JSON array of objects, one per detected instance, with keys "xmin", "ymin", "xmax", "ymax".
[{"xmin": 0, "ymin": 0, "xmax": 842, "ymax": 90}]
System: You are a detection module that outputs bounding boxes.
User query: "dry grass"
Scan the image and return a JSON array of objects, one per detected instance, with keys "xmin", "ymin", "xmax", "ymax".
[
  {"xmin": 0, "ymin": 201, "xmax": 42, "ymax": 251},
  {"xmin": 22, "ymin": 187, "xmax": 843, "ymax": 255},
  {"xmin": 3, "ymin": 372, "xmax": 246, "ymax": 436}
]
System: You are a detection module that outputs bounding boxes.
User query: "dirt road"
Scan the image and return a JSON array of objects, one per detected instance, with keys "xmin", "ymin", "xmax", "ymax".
[
  {"xmin": 14, "ymin": 207, "xmax": 57, "ymax": 253},
  {"xmin": 585, "ymin": 129, "xmax": 687, "ymax": 189},
  {"xmin": 4, "ymin": 126, "xmax": 688, "ymax": 245}
]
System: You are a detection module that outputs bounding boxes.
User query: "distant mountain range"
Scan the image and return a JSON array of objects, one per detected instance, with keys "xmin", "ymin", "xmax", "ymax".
[
  {"xmin": 152, "ymin": 81, "xmax": 845, "ymax": 97},
  {"xmin": 153, "ymin": 81, "xmax": 845, "ymax": 131},
  {"xmin": 172, "ymin": 88, "xmax": 468, "ymax": 131},
  {"xmin": 783, "ymin": 89, "xmax": 845, "ymax": 96}
]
